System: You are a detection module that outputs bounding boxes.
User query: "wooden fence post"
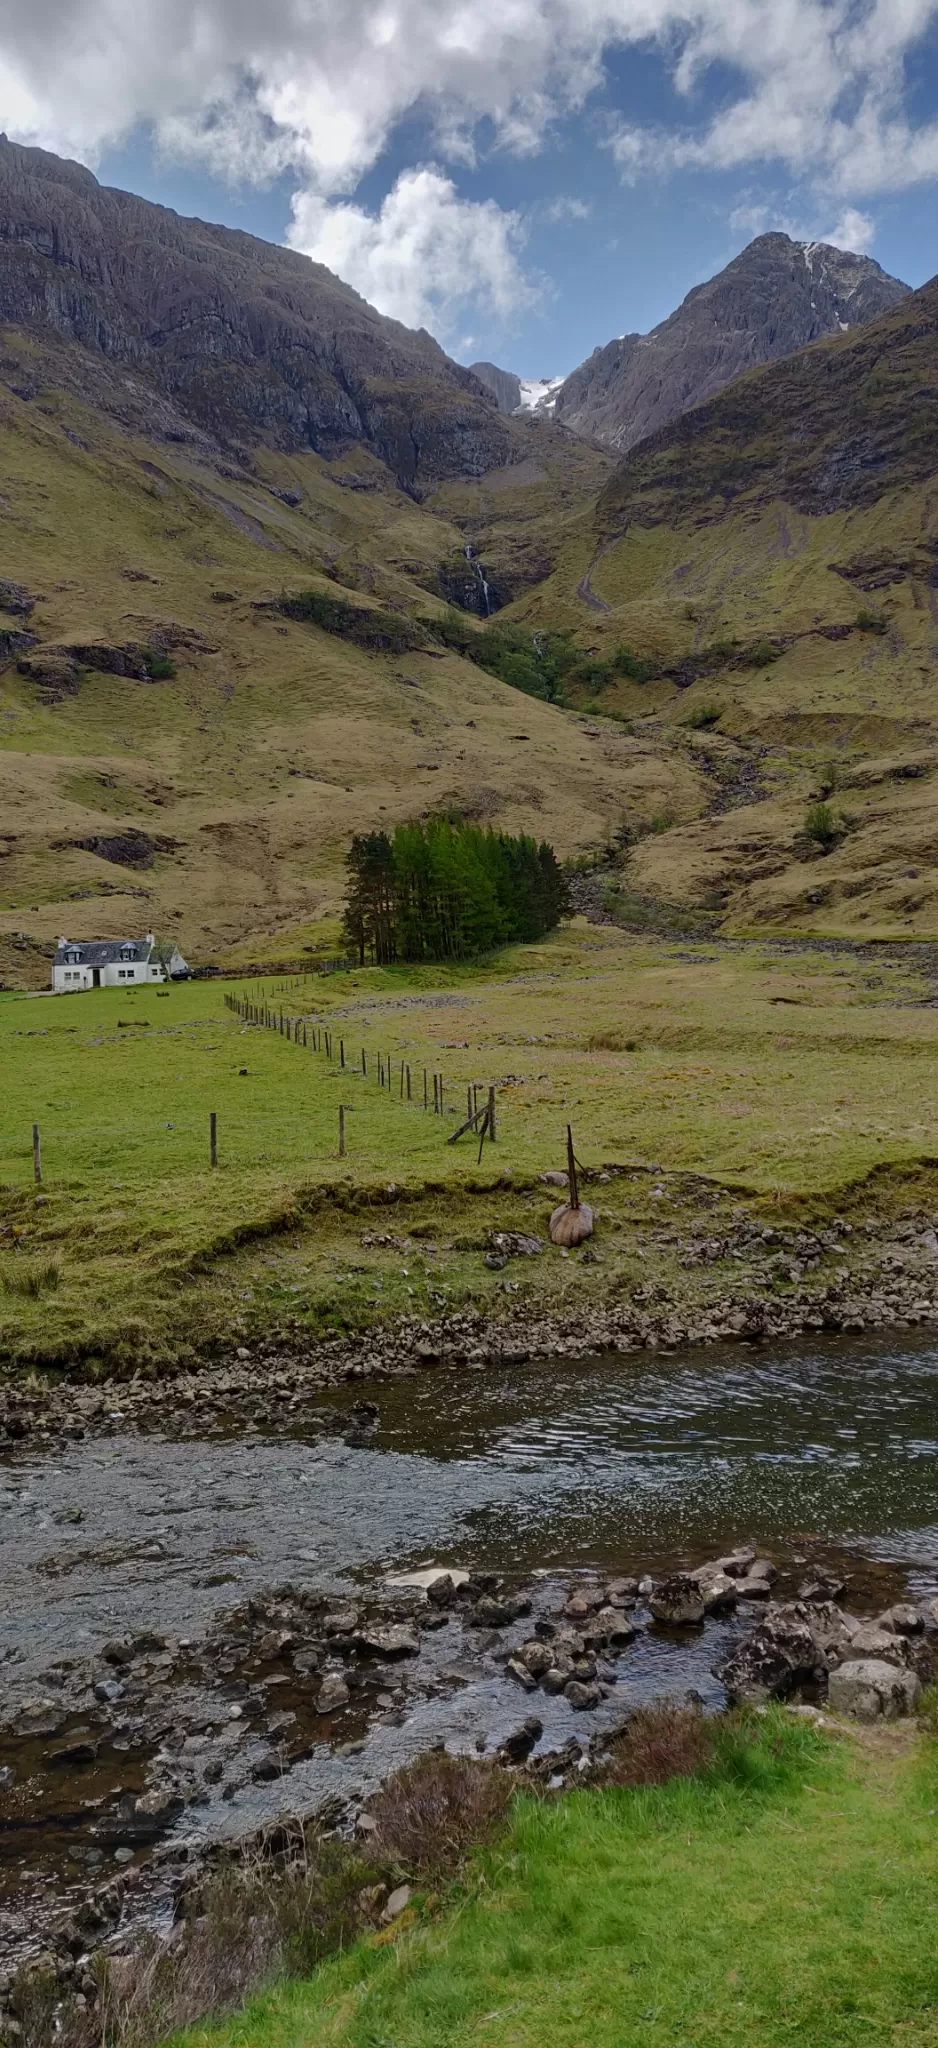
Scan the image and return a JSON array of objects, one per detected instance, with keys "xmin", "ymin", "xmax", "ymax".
[
  {"xmin": 210, "ymin": 1112, "xmax": 218, "ymax": 1168},
  {"xmin": 362, "ymin": 1048, "xmax": 367, "ymax": 1076},
  {"xmin": 423, "ymin": 1069, "xmax": 428, "ymax": 1110},
  {"xmin": 32, "ymin": 1123, "xmax": 41, "ymax": 1184},
  {"xmin": 488, "ymin": 1086, "xmax": 497, "ymax": 1141},
  {"xmin": 406, "ymin": 1064, "xmax": 412, "ymax": 1102}
]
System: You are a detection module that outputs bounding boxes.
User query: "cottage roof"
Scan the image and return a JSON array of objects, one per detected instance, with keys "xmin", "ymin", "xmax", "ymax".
[{"xmin": 54, "ymin": 937, "xmax": 154, "ymax": 965}]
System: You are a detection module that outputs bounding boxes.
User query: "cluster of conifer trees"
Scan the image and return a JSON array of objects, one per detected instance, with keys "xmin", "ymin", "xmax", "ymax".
[{"xmin": 343, "ymin": 819, "xmax": 570, "ymax": 965}]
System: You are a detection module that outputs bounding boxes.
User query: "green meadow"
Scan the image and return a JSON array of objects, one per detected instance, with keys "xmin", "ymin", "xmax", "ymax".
[{"xmin": 3, "ymin": 923, "xmax": 938, "ymax": 1370}]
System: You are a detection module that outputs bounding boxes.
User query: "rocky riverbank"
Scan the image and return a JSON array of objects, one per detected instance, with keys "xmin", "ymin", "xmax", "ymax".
[
  {"xmin": 4, "ymin": 1200, "xmax": 938, "ymax": 1449},
  {"xmin": 3, "ymin": 1536, "xmax": 935, "ymax": 2031}
]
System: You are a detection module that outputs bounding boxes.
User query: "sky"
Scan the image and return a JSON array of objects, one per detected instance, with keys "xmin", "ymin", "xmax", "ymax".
[{"xmin": 3, "ymin": 1, "xmax": 938, "ymax": 379}]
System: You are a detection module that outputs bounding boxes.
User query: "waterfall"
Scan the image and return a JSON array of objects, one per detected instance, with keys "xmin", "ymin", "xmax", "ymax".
[{"xmin": 464, "ymin": 543, "xmax": 491, "ymax": 616}]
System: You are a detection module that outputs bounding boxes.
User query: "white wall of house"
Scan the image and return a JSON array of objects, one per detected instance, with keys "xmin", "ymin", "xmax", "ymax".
[{"xmin": 52, "ymin": 937, "xmax": 188, "ymax": 992}]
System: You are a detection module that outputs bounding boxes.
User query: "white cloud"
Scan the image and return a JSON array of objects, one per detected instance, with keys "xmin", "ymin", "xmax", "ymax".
[
  {"xmin": 288, "ymin": 167, "xmax": 536, "ymax": 338},
  {"xmin": 823, "ymin": 205, "xmax": 876, "ymax": 253},
  {"xmin": 2, "ymin": 0, "xmax": 938, "ymax": 209},
  {"xmin": 1, "ymin": 0, "xmax": 937, "ymax": 349},
  {"xmin": 544, "ymin": 195, "xmax": 593, "ymax": 222}
]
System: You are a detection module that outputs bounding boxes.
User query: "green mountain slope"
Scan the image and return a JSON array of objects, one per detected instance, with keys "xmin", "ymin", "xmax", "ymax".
[
  {"xmin": 0, "ymin": 324, "xmax": 673, "ymax": 987},
  {"xmin": 510, "ymin": 275, "xmax": 938, "ymax": 939}
]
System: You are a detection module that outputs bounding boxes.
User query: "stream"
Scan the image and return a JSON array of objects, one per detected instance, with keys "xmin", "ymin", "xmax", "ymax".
[{"xmin": 3, "ymin": 1330, "xmax": 938, "ymax": 1959}]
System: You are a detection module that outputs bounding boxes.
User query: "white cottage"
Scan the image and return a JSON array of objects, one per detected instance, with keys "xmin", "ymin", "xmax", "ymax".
[{"xmin": 52, "ymin": 934, "xmax": 189, "ymax": 992}]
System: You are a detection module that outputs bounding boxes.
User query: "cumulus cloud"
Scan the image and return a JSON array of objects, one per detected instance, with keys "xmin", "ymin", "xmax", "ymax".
[
  {"xmin": 823, "ymin": 206, "xmax": 876, "ymax": 253},
  {"xmin": 288, "ymin": 167, "xmax": 535, "ymax": 336},
  {"xmin": 3, "ymin": 0, "xmax": 938, "ymax": 206},
  {"xmin": 2, "ymin": 0, "xmax": 937, "ymax": 335}
]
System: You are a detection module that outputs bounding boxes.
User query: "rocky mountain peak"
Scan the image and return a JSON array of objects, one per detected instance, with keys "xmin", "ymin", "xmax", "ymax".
[{"xmin": 552, "ymin": 231, "xmax": 910, "ymax": 454}]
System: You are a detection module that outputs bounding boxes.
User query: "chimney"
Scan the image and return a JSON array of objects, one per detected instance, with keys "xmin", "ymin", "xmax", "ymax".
[{"xmin": 144, "ymin": 932, "xmax": 155, "ymax": 947}]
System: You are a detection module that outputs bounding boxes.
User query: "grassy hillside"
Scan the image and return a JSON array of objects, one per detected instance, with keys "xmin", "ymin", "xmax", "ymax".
[
  {"xmin": 507, "ymin": 278, "xmax": 938, "ymax": 939},
  {"xmin": 0, "ymin": 328, "xmax": 636, "ymax": 983}
]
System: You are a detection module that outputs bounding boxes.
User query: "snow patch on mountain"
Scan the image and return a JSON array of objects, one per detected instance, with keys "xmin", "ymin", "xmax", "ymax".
[{"xmin": 515, "ymin": 376, "xmax": 564, "ymax": 416}]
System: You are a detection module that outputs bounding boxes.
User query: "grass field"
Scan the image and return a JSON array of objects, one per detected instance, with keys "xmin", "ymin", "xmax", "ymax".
[
  {"xmin": 3, "ymin": 922, "xmax": 938, "ymax": 1371},
  {"xmin": 170, "ymin": 1715, "xmax": 938, "ymax": 2048}
]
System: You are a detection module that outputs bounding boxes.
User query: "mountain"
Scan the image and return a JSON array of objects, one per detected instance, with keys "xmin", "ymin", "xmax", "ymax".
[
  {"xmin": 469, "ymin": 364, "xmax": 565, "ymax": 418},
  {"xmin": 0, "ymin": 135, "xmax": 535, "ymax": 496},
  {"xmin": 551, "ymin": 233, "xmax": 910, "ymax": 453},
  {"xmin": 0, "ymin": 141, "xmax": 626, "ymax": 985},
  {"xmin": 469, "ymin": 362, "xmax": 522, "ymax": 414},
  {"xmin": 515, "ymin": 272, "xmax": 938, "ymax": 939}
]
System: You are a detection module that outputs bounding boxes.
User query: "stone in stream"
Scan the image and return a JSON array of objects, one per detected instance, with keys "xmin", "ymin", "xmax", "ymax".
[
  {"xmin": 506, "ymin": 1658, "xmax": 539, "ymax": 1691},
  {"xmin": 500, "ymin": 1716, "xmax": 543, "ymax": 1763},
  {"xmin": 316, "ymin": 1672, "xmax": 350, "ymax": 1713},
  {"xmin": 565, "ymin": 1680, "xmax": 601, "ymax": 1710},
  {"xmin": 355, "ymin": 1625, "xmax": 419, "ymax": 1658},
  {"xmin": 691, "ymin": 1566, "xmax": 739, "ymax": 1614},
  {"xmin": 542, "ymin": 1667, "xmax": 571, "ymax": 1694},
  {"xmin": 589, "ymin": 1606, "xmax": 637, "ymax": 1644},
  {"xmin": 716, "ymin": 1547, "xmax": 757, "ymax": 1577},
  {"xmin": 736, "ymin": 1559, "xmax": 778, "ymax": 1599},
  {"xmin": 846, "ymin": 1623, "xmax": 913, "ymax": 1668},
  {"xmin": 469, "ymin": 1592, "xmax": 532, "ymax": 1628},
  {"xmin": 828, "ymin": 1659, "xmax": 921, "ymax": 1721},
  {"xmin": 517, "ymin": 1641, "xmax": 555, "ymax": 1679},
  {"xmin": 879, "ymin": 1603, "xmax": 924, "ymax": 1636},
  {"xmin": 716, "ymin": 1609, "xmax": 822, "ymax": 1702},
  {"xmin": 797, "ymin": 1572, "xmax": 847, "ymax": 1604},
  {"xmin": 649, "ymin": 1574, "xmax": 706, "ymax": 1626}
]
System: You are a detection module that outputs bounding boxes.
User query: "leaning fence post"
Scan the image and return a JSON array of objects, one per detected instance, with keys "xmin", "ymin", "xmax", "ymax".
[
  {"xmin": 210, "ymin": 1112, "xmax": 218, "ymax": 1168},
  {"xmin": 32, "ymin": 1123, "xmax": 41, "ymax": 1184}
]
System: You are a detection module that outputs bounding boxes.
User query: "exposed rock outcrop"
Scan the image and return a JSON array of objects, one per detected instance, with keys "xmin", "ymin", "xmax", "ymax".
[
  {"xmin": 554, "ymin": 233, "xmax": 909, "ymax": 454},
  {"xmin": 0, "ymin": 135, "xmax": 514, "ymax": 494}
]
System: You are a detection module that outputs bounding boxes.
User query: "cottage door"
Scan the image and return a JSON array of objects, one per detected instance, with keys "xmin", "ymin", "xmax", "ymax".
[{"xmin": 92, "ymin": 969, "xmax": 101, "ymax": 987}]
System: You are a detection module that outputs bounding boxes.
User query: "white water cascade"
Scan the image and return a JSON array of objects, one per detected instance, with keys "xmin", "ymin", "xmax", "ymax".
[{"xmin": 464, "ymin": 543, "xmax": 492, "ymax": 616}]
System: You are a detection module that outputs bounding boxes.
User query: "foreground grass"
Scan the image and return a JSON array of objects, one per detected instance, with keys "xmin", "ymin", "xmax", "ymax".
[
  {"xmin": 172, "ymin": 1716, "xmax": 938, "ymax": 2048},
  {"xmin": 3, "ymin": 923, "xmax": 938, "ymax": 1367}
]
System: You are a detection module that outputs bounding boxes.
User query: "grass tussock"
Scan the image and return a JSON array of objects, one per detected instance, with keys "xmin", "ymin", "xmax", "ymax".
[
  {"xmin": 0, "ymin": 1255, "xmax": 61, "ymax": 1298},
  {"xmin": 369, "ymin": 1751, "xmax": 516, "ymax": 1883},
  {"xmin": 7, "ymin": 1832, "xmax": 378, "ymax": 2048},
  {"xmin": 598, "ymin": 1698, "xmax": 715, "ymax": 1788}
]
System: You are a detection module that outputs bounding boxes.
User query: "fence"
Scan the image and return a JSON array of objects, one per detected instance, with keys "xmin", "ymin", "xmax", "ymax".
[{"xmin": 223, "ymin": 992, "xmax": 498, "ymax": 1157}]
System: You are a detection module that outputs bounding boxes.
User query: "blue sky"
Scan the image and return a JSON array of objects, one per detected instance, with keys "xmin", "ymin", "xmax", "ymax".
[{"xmin": 5, "ymin": 0, "xmax": 938, "ymax": 377}]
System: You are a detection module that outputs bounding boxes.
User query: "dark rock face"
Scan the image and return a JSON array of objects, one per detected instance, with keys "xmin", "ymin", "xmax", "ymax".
[
  {"xmin": 0, "ymin": 136, "xmax": 511, "ymax": 493},
  {"xmin": 554, "ymin": 233, "xmax": 910, "ymax": 453},
  {"xmin": 469, "ymin": 361, "xmax": 523, "ymax": 415}
]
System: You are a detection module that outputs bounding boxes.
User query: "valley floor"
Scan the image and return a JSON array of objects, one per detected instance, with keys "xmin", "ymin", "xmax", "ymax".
[
  {"xmin": 172, "ymin": 1714, "xmax": 938, "ymax": 2048},
  {"xmin": 4, "ymin": 922, "xmax": 938, "ymax": 1386}
]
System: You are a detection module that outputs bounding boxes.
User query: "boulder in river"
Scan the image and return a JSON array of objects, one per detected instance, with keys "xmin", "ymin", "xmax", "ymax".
[
  {"xmin": 716, "ymin": 1608, "xmax": 822, "ymax": 1702},
  {"xmin": 649, "ymin": 1574, "xmax": 706, "ymax": 1626}
]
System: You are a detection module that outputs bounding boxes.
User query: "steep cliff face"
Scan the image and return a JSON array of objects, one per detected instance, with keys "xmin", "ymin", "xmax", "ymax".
[
  {"xmin": 0, "ymin": 136, "xmax": 515, "ymax": 493},
  {"xmin": 554, "ymin": 234, "xmax": 910, "ymax": 453},
  {"xmin": 469, "ymin": 361, "xmax": 523, "ymax": 414}
]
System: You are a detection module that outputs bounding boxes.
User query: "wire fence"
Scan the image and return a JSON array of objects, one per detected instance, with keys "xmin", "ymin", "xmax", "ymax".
[
  {"xmin": 0, "ymin": 994, "xmax": 501, "ymax": 1188},
  {"xmin": 224, "ymin": 993, "xmax": 498, "ymax": 1157}
]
